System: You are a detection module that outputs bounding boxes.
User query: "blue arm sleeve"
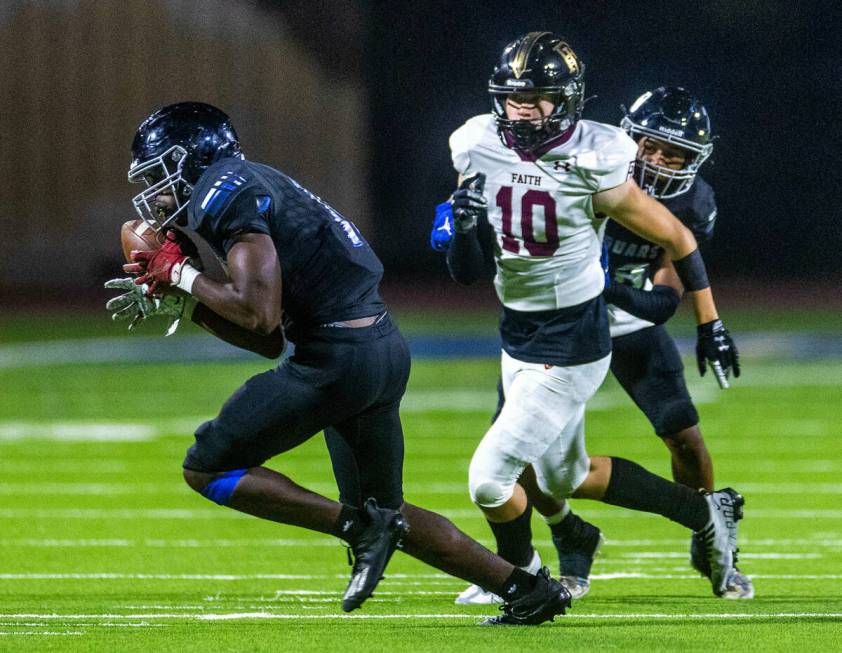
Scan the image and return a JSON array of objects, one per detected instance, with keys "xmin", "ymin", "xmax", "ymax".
[{"xmin": 430, "ymin": 202, "xmax": 454, "ymax": 252}]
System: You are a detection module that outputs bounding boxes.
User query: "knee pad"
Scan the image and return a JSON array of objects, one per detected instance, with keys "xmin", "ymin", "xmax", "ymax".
[
  {"xmin": 470, "ymin": 480, "xmax": 510, "ymax": 508},
  {"xmin": 655, "ymin": 400, "xmax": 699, "ymax": 437},
  {"xmin": 201, "ymin": 469, "xmax": 248, "ymax": 506}
]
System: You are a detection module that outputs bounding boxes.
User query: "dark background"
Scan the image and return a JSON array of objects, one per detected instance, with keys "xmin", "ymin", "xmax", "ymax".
[
  {"xmin": 358, "ymin": 0, "xmax": 838, "ymax": 284},
  {"xmin": 0, "ymin": 0, "xmax": 837, "ymax": 306}
]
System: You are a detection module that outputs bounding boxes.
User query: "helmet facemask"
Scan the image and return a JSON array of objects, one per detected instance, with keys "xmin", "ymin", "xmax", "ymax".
[
  {"xmin": 128, "ymin": 145, "xmax": 193, "ymax": 231},
  {"xmin": 622, "ymin": 122, "xmax": 713, "ymax": 199},
  {"xmin": 491, "ymin": 80, "xmax": 584, "ymax": 151},
  {"xmin": 620, "ymin": 86, "xmax": 713, "ymax": 199}
]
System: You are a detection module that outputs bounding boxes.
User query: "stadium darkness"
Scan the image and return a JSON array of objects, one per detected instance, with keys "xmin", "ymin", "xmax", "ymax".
[
  {"xmin": 0, "ymin": 1, "xmax": 836, "ymax": 300},
  {"xmin": 351, "ymin": 1, "xmax": 837, "ymax": 284}
]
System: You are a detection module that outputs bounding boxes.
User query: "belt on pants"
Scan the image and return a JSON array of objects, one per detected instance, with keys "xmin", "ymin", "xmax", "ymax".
[{"xmin": 320, "ymin": 311, "xmax": 387, "ymax": 329}]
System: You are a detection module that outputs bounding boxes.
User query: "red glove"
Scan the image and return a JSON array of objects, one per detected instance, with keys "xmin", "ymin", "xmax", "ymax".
[{"xmin": 124, "ymin": 230, "xmax": 191, "ymax": 296}]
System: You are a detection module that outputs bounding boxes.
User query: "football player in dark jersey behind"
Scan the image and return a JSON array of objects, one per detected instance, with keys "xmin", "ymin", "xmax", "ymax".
[{"xmin": 105, "ymin": 102, "xmax": 572, "ymax": 624}]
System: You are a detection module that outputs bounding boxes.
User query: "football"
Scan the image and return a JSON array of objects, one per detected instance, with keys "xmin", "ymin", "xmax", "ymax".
[{"xmin": 120, "ymin": 219, "xmax": 165, "ymax": 261}]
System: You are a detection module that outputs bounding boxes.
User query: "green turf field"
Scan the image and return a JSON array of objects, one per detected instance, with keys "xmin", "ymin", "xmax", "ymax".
[{"xmin": 1, "ymin": 324, "xmax": 841, "ymax": 650}]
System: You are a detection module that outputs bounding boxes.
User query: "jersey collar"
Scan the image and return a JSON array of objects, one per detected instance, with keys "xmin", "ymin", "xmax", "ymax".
[{"xmin": 507, "ymin": 124, "xmax": 577, "ymax": 162}]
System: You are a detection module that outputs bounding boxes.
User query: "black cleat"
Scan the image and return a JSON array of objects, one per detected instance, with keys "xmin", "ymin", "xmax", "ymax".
[
  {"xmin": 552, "ymin": 513, "xmax": 603, "ymax": 599},
  {"xmin": 483, "ymin": 567, "xmax": 572, "ymax": 626},
  {"xmin": 342, "ymin": 498, "xmax": 409, "ymax": 612},
  {"xmin": 690, "ymin": 529, "xmax": 712, "ymax": 578}
]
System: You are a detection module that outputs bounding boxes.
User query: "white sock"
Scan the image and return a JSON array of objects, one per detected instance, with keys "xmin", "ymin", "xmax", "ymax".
[{"xmin": 543, "ymin": 502, "xmax": 571, "ymax": 526}]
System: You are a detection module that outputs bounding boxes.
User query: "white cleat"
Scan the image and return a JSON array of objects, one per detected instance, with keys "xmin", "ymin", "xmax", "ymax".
[
  {"xmin": 720, "ymin": 569, "xmax": 755, "ymax": 599},
  {"xmin": 559, "ymin": 575, "xmax": 590, "ymax": 600},
  {"xmin": 699, "ymin": 488, "xmax": 754, "ymax": 599},
  {"xmin": 454, "ymin": 550, "xmax": 542, "ymax": 605},
  {"xmin": 455, "ymin": 583, "xmax": 502, "ymax": 605}
]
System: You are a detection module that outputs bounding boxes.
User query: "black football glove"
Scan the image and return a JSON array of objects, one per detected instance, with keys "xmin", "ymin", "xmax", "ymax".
[
  {"xmin": 451, "ymin": 173, "xmax": 487, "ymax": 233},
  {"xmin": 696, "ymin": 319, "xmax": 740, "ymax": 389}
]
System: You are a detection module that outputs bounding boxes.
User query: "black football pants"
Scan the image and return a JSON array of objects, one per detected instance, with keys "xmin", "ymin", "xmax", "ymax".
[{"xmin": 183, "ymin": 314, "xmax": 410, "ymax": 510}]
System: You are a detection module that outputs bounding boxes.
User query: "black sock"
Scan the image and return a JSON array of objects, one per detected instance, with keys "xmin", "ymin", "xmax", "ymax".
[
  {"xmin": 334, "ymin": 504, "xmax": 365, "ymax": 541},
  {"xmin": 497, "ymin": 567, "xmax": 537, "ymax": 601},
  {"xmin": 549, "ymin": 511, "xmax": 601, "ymax": 552},
  {"xmin": 487, "ymin": 504, "xmax": 535, "ymax": 567},
  {"xmin": 602, "ymin": 457, "xmax": 709, "ymax": 532}
]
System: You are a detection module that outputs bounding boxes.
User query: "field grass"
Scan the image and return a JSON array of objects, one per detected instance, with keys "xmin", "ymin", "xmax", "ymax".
[
  {"xmin": 1, "ymin": 299, "xmax": 841, "ymax": 345},
  {"xmin": 0, "ymin": 325, "xmax": 841, "ymax": 650}
]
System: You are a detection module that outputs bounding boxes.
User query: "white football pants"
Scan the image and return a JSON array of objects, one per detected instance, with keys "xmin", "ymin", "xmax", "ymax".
[{"xmin": 468, "ymin": 349, "xmax": 611, "ymax": 508}]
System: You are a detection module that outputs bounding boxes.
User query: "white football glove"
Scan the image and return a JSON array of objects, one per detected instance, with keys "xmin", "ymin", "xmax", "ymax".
[{"xmin": 104, "ymin": 277, "xmax": 189, "ymax": 336}]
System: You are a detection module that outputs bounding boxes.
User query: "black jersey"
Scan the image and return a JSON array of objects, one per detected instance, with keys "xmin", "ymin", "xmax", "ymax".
[
  {"xmin": 604, "ymin": 176, "xmax": 717, "ymax": 288},
  {"xmin": 187, "ymin": 158, "xmax": 385, "ymax": 340}
]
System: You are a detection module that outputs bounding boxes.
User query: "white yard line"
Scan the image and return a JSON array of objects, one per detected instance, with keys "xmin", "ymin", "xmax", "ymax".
[
  {"xmin": 0, "ymin": 422, "xmax": 156, "ymax": 442},
  {"xmin": 1, "ymin": 572, "xmax": 842, "ymax": 581},
  {"xmin": 0, "ymin": 631, "xmax": 84, "ymax": 636},
  {"xmin": 4, "ymin": 481, "xmax": 842, "ymax": 497},
  {"xmin": 1, "ymin": 612, "xmax": 841, "ymax": 622},
  {"xmin": 620, "ymin": 552, "xmax": 822, "ymax": 560},
  {"xmin": 2, "ymin": 507, "xmax": 842, "ymax": 520},
  {"xmin": 3, "ymin": 481, "xmax": 842, "ymax": 496},
  {"xmin": 1, "ymin": 536, "xmax": 839, "ymax": 548}
]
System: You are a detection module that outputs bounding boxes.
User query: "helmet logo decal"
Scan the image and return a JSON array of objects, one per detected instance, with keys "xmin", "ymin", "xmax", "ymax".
[
  {"xmin": 629, "ymin": 91, "xmax": 652, "ymax": 113},
  {"xmin": 554, "ymin": 43, "xmax": 579, "ymax": 74},
  {"xmin": 511, "ymin": 31, "xmax": 551, "ymax": 79},
  {"xmin": 657, "ymin": 125, "xmax": 685, "ymax": 137}
]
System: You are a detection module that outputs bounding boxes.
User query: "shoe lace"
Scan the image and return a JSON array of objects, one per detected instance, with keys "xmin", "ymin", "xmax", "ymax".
[{"xmin": 344, "ymin": 543, "xmax": 363, "ymax": 573}]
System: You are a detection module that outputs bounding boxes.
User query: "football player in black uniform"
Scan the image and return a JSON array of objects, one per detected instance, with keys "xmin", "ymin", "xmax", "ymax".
[{"xmin": 105, "ymin": 102, "xmax": 572, "ymax": 624}]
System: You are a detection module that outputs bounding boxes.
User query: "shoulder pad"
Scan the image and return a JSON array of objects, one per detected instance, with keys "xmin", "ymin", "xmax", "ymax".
[
  {"xmin": 573, "ymin": 121, "xmax": 638, "ymax": 191},
  {"xmin": 189, "ymin": 160, "xmax": 256, "ymax": 228},
  {"xmin": 449, "ymin": 114, "xmax": 495, "ymax": 175}
]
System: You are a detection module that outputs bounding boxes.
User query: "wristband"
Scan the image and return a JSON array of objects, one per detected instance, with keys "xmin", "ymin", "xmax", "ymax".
[
  {"xmin": 673, "ymin": 249, "xmax": 710, "ymax": 292},
  {"xmin": 175, "ymin": 262, "xmax": 201, "ymax": 294}
]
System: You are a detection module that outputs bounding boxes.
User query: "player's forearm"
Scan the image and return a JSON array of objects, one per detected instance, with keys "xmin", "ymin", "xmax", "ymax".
[
  {"xmin": 191, "ymin": 275, "xmax": 281, "ymax": 334},
  {"xmin": 599, "ymin": 182, "xmax": 697, "ymax": 260},
  {"xmin": 686, "ymin": 287, "xmax": 719, "ymax": 325},
  {"xmin": 447, "ymin": 229, "xmax": 489, "ymax": 285},
  {"xmin": 191, "ymin": 302, "xmax": 286, "ymax": 358},
  {"xmin": 600, "ymin": 184, "xmax": 718, "ymax": 325},
  {"xmin": 625, "ymin": 200, "xmax": 698, "ymax": 261}
]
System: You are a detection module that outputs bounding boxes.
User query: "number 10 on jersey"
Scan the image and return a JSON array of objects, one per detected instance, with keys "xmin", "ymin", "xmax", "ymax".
[{"xmin": 497, "ymin": 186, "xmax": 560, "ymax": 256}]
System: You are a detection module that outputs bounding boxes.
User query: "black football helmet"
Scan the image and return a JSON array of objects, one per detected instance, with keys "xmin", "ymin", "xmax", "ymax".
[
  {"xmin": 620, "ymin": 87, "xmax": 713, "ymax": 199},
  {"xmin": 128, "ymin": 102, "xmax": 242, "ymax": 231},
  {"xmin": 489, "ymin": 32, "xmax": 586, "ymax": 151}
]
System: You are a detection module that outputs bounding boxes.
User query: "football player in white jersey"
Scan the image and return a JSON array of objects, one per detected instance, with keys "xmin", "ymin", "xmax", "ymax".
[
  {"xmin": 444, "ymin": 32, "xmax": 750, "ymax": 606},
  {"xmin": 446, "ymin": 86, "xmax": 753, "ymax": 604}
]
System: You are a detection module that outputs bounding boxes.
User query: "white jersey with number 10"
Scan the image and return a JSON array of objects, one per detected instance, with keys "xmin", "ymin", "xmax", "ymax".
[{"xmin": 450, "ymin": 114, "xmax": 637, "ymax": 312}]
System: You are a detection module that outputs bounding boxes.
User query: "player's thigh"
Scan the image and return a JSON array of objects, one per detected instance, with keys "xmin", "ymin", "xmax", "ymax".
[
  {"xmin": 532, "ymin": 403, "xmax": 590, "ymax": 498},
  {"xmin": 611, "ymin": 326, "xmax": 698, "ymax": 436},
  {"xmin": 470, "ymin": 352, "xmax": 609, "ymax": 489},
  {"xmin": 184, "ymin": 361, "xmax": 339, "ymax": 472}
]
